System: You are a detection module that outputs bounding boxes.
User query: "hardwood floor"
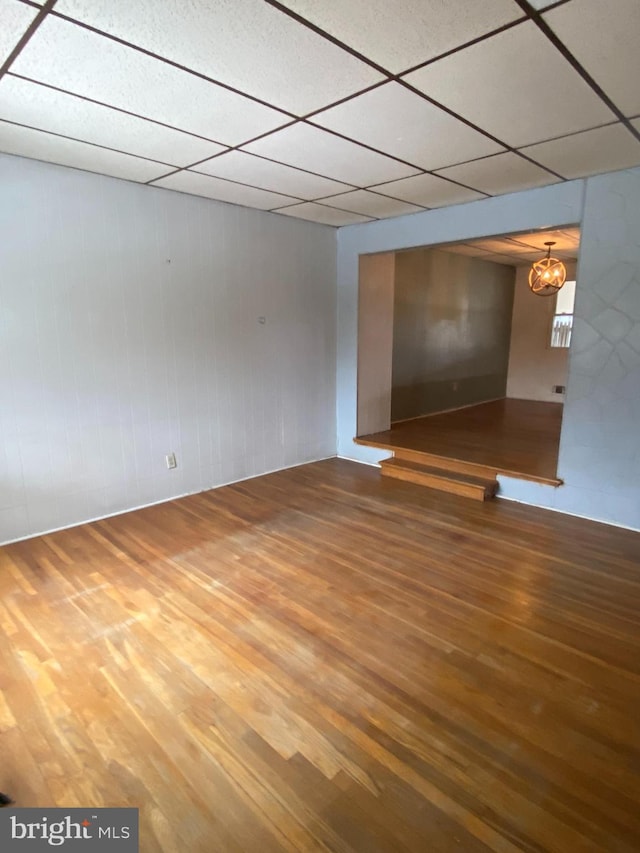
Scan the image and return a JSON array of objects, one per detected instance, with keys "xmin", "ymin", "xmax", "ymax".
[
  {"xmin": 357, "ymin": 398, "xmax": 564, "ymax": 484},
  {"xmin": 1, "ymin": 458, "xmax": 639, "ymax": 852}
]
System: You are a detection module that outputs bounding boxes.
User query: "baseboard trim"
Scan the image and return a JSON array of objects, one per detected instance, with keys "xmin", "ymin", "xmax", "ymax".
[
  {"xmin": 0, "ymin": 454, "xmax": 338, "ymax": 546},
  {"xmin": 336, "ymin": 455, "xmax": 381, "ymax": 468},
  {"xmin": 496, "ymin": 493, "xmax": 639, "ymax": 533}
]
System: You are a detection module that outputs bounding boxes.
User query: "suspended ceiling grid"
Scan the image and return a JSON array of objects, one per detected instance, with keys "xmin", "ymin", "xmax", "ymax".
[{"xmin": 1, "ymin": 0, "xmax": 639, "ymax": 226}]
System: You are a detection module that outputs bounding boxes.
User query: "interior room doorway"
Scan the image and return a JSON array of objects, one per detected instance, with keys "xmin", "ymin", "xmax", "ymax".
[{"xmin": 356, "ymin": 226, "xmax": 580, "ymax": 485}]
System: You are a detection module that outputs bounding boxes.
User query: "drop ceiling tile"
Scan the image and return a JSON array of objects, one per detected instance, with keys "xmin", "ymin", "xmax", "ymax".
[
  {"xmin": 517, "ymin": 230, "xmax": 579, "ymax": 254},
  {"xmin": 510, "ymin": 252, "xmax": 545, "ymax": 261},
  {"xmin": 544, "ymin": 0, "xmax": 640, "ymax": 116},
  {"xmin": 0, "ymin": 0, "xmax": 38, "ymax": 64},
  {"xmin": 243, "ymin": 123, "xmax": 419, "ymax": 186},
  {"xmin": 193, "ymin": 150, "xmax": 352, "ymax": 199},
  {"xmin": 0, "ymin": 76, "xmax": 227, "ymax": 167},
  {"xmin": 12, "ymin": 17, "xmax": 289, "ymax": 145},
  {"xmin": 520, "ymin": 123, "xmax": 640, "ymax": 180},
  {"xmin": 153, "ymin": 170, "xmax": 298, "ymax": 210},
  {"xmin": 475, "ymin": 254, "xmax": 519, "ymax": 266},
  {"xmin": 274, "ymin": 202, "xmax": 373, "ymax": 226},
  {"xmin": 55, "ymin": 0, "xmax": 383, "ymax": 115},
  {"xmin": 318, "ymin": 190, "xmax": 425, "ymax": 219},
  {"xmin": 405, "ymin": 22, "xmax": 615, "ymax": 147},
  {"xmin": 369, "ymin": 173, "xmax": 485, "ymax": 207},
  {"xmin": 435, "ymin": 152, "xmax": 560, "ymax": 195},
  {"xmin": 473, "ymin": 238, "xmax": 534, "ymax": 254},
  {"xmin": 501, "ymin": 237, "xmax": 542, "ymax": 251},
  {"xmin": 312, "ymin": 82, "xmax": 504, "ymax": 171},
  {"xmin": 276, "ymin": 0, "xmax": 522, "ymax": 73},
  {"xmin": 439, "ymin": 243, "xmax": 494, "ymax": 257},
  {"xmin": 446, "ymin": 227, "xmax": 581, "ymax": 266},
  {"xmin": 0, "ymin": 120, "xmax": 168, "ymax": 182}
]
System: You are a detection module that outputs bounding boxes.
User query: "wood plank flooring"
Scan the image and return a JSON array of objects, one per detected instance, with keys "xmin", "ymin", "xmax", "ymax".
[
  {"xmin": 1, "ymin": 458, "xmax": 639, "ymax": 852},
  {"xmin": 358, "ymin": 399, "xmax": 564, "ymax": 483}
]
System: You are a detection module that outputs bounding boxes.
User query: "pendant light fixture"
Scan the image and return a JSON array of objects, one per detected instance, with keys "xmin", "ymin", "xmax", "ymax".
[{"xmin": 528, "ymin": 241, "xmax": 567, "ymax": 296}]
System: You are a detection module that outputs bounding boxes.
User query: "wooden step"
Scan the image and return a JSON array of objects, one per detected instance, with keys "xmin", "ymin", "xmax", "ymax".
[
  {"xmin": 391, "ymin": 447, "xmax": 497, "ymax": 480},
  {"xmin": 379, "ymin": 457, "xmax": 498, "ymax": 501}
]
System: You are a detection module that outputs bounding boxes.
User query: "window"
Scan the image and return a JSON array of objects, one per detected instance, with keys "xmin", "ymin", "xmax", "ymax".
[{"xmin": 550, "ymin": 280, "xmax": 576, "ymax": 348}]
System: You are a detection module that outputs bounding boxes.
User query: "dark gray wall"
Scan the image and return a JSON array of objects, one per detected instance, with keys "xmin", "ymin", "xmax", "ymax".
[{"xmin": 391, "ymin": 248, "xmax": 515, "ymax": 421}]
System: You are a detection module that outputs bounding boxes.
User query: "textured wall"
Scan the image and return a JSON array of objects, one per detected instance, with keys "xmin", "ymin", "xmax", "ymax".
[
  {"xmin": 338, "ymin": 169, "xmax": 640, "ymax": 529},
  {"xmin": 506, "ymin": 263, "xmax": 573, "ymax": 402},
  {"xmin": 551, "ymin": 168, "xmax": 640, "ymax": 528},
  {"xmin": 392, "ymin": 248, "xmax": 514, "ymax": 420},
  {"xmin": 0, "ymin": 154, "xmax": 337, "ymax": 543}
]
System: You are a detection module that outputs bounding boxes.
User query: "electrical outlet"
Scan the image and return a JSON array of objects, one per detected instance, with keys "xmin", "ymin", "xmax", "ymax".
[
  {"xmin": 165, "ymin": 453, "xmax": 177, "ymax": 469},
  {"xmin": 553, "ymin": 385, "xmax": 566, "ymax": 395}
]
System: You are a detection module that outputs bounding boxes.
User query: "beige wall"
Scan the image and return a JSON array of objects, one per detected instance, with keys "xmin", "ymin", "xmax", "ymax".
[
  {"xmin": 356, "ymin": 252, "xmax": 395, "ymax": 436},
  {"xmin": 506, "ymin": 261, "xmax": 576, "ymax": 402},
  {"xmin": 392, "ymin": 248, "xmax": 515, "ymax": 420}
]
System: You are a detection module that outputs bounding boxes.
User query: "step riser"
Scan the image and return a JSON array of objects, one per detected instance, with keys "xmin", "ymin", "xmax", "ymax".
[
  {"xmin": 381, "ymin": 463, "xmax": 495, "ymax": 501},
  {"xmin": 392, "ymin": 448, "xmax": 496, "ymax": 480}
]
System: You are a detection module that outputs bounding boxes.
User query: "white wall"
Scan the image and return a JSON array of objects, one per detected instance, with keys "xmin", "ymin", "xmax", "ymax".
[
  {"xmin": 0, "ymin": 154, "xmax": 337, "ymax": 544},
  {"xmin": 337, "ymin": 170, "xmax": 640, "ymax": 531},
  {"xmin": 506, "ymin": 262, "xmax": 575, "ymax": 402}
]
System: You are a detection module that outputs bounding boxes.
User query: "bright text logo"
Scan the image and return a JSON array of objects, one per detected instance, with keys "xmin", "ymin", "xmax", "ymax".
[{"xmin": 1, "ymin": 808, "xmax": 138, "ymax": 851}]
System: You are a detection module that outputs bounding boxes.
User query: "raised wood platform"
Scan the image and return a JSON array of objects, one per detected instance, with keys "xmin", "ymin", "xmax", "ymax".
[{"xmin": 356, "ymin": 399, "xmax": 564, "ymax": 499}]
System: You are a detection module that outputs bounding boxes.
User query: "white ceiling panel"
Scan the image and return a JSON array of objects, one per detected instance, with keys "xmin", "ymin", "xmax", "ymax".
[
  {"xmin": 0, "ymin": 76, "xmax": 227, "ymax": 167},
  {"xmin": 0, "ymin": 120, "xmax": 169, "ymax": 182},
  {"xmin": 152, "ymin": 170, "xmax": 298, "ymax": 210},
  {"xmin": 243, "ymin": 123, "xmax": 419, "ymax": 186},
  {"xmin": 437, "ymin": 243, "xmax": 494, "ymax": 257},
  {"xmin": 544, "ymin": 0, "xmax": 640, "ymax": 117},
  {"xmin": 12, "ymin": 17, "xmax": 289, "ymax": 145},
  {"xmin": 275, "ymin": 0, "xmax": 522, "ymax": 73},
  {"xmin": 515, "ymin": 228, "xmax": 580, "ymax": 255},
  {"xmin": 370, "ymin": 173, "xmax": 486, "ymax": 208},
  {"xmin": 435, "ymin": 152, "xmax": 559, "ymax": 195},
  {"xmin": 312, "ymin": 82, "xmax": 504, "ymax": 171},
  {"xmin": 405, "ymin": 22, "xmax": 615, "ymax": 147},
  {"xmin": 440, "ymin": 226, "xmax": 580, "ymax": 265},
  {"xmin": 474, "ymin": 254, "xmax": 519, "ymax": 266},
  {"xmin": 318, "ymin": 190, "xmax": 425, "ymax": 219},
  {"xmin": 274, "ymin": 202, "xmax": 373, "ymax": 226},
  {"xmin": 0, "ymin": 0, "xmax": 38, "ymax": 65},
  {"xmin": 472, "ymin": 238, "xmax": 535, "ymax": 254},
  {"xmin": 193, "ymin": 150, "xmax": 352, "ymax": 200},
  {"xmin": 520, "ymin": 123, "xmax": 640, "ymax": 180},
  {"xmin": 55, "ymin": 0, "xmax": 383, "ymax": 115}
]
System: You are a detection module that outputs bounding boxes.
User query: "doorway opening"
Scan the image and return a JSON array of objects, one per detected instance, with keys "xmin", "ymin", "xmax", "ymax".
[{"xmin": 355, "ymin": 226, "xmax": 580, "ymax": 486}]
